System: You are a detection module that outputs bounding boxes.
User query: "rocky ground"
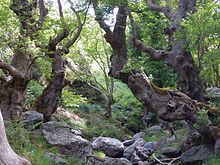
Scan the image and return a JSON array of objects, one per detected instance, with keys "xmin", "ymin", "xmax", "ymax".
[{"xmin": 21, "ymin": 109, "xmax": 218, "ymax": 165}]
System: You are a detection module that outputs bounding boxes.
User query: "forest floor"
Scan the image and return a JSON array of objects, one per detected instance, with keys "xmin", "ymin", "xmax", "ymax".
[{"xmin": 5, "ymin": 107, "xmax": 220, "ymax": 165}]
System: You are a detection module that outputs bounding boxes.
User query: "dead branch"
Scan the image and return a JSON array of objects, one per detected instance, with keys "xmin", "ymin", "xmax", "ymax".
[{"xmin": 152, "ymin": 153, "xmax": 181, "ymax": 165}]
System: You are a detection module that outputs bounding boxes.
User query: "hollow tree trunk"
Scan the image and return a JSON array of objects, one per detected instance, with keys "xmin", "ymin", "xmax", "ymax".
[
  {"xmin": 0, "ymin": 109, "xmax": 31, "ymax": 165},
  {"xmin": 32, "ymin": 54, "xmax": 67, "ymax": 122}
]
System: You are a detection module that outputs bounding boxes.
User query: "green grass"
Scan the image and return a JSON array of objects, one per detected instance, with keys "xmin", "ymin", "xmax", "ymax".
[
  {"xmin": 5, "ymin": 121, "xmax": 82, "ymax": 165},
  {"xmin": 203, "ymin": 155, "xmax": 220, "ymax": 165},
  {"xmin": 144, "ymin": 131, "xmax": 169, "ymax": 142}
]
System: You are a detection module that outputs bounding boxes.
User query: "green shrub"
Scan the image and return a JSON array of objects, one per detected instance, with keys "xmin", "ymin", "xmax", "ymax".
[
  {"xmin": 25, "ymin": 80, "xmax": 44, "ymax": 107},
  {"xmin": 5, "ymin": 121, "xmax": 82, "ymax": 165},
  {"xmin": 60, "ymin": 88, "xmax": 86, "ymax": 109},
  {"xmin": 203, "ymin": 155, "xmax": 220, "ymax": 165}
]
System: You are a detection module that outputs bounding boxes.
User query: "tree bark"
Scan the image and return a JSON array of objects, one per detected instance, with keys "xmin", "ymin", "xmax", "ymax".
[
  {"xmin": 31, "ymin": 1, "xmax": 88, "ymax": 121},
  {"xmin": 32, "ymin": 53, "xmax": 67, "ymax": 122},
  {"xmin": 92, "ymin": 0, "xmax": 220, "ymax": 152},
  {"xmin": 131, "ymin": 0, "xmax": 206, "ymax": 102},
  {"xmin": 0, "ymin": 0, "xmax": 47, "ymax": 120},
  {"xmin": 0, "ymin": 109, "xmax": 31, "ymax": 165}
]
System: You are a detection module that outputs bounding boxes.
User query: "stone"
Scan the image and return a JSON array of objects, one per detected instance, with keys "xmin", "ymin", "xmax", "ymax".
[
  {"xmin": 181, "ymin": 145, "xmax": 213, "ymax": 164},
  {"xmin": 156, "ymin": 136, "xmax": 176, "ymax": 150},
  {"xmin": 123, "ymin": 139, "xmax": 135, "ymax": 147},
  {"xmin": 132, "ymin": 132, "xmax": 145, "ymax": 141},
  {"xmin": 131, "ymin": 146, "xmax": 151, "ymax": 163},
  {"xmin": 88, "ymin": 156, "xmax": 132, "ymax": 165},
  {"xmin": 22, "ymin": 111, "xmax": 43, "ymax": 130},
  {"xmin": 161, "ymin": 147, "xmax": 181, "ymax": 157},
  {"xmin": 206, "ymin": 87, "xmax": 220, "ymax": 95},
  {"xmin": 40, "ymin": 121, "xmax": 91, "ymax": 160},
  {"xmin": 147, "ymin": 125, "xmax": 162, "ymax": 133},
  {"xmin": 92, "ymin": 137, "xmax": 124, "ymax": 158},
  {"xmin": 45, "ymin": 152, "xmax": 68, "ymax": 164},
  {"xmin": 143, "ymin": 141, "xmax": 158, "ymax": 152},
  {"xmin": 123, "ymin": 138, "xmax": 146, "ymax": 160}
]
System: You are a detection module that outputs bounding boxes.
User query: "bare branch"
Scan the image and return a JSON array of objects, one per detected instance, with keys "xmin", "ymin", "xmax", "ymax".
[
  {"xmin": 57, "ymin": 0, "xmax": 64, "ymax": 18},
  {"xmin": 64, "ymin": 0, "xmax": 90, "ymax": 48},
  {"xmin": 145, "ymin": 0, "xmax": 175, "ymax": 21},
  {"xmin": 0, "ymin": 62, "xmax": 24, "ymax": 79},
  {"xmin": 37, "ymin": 0, "xmax": 48, "ymax": 26},
  {"xmin": 152, "ymin": 153, "xmax": 181, "ymax": 165},
  {"xmin": 67, "ymin": 63, "xmax": 109, "ymax": 101},
  {"xmin": 91, "ymin": 0, "xmax": 114, "ymax": 44},
  {"xmin": 128, "ymin": 9, "xmax": 169, "ymax": 61},
  {"xmin": 48, "ymin": 29, "xmax": 69, "ymax": 51}
]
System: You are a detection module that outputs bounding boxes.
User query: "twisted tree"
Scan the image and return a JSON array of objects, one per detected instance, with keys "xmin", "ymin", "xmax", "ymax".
[
  {"xmin": 92, "ymin": 0, "xmax": 220, "ymax": 153},
  {"xmin": 31, "ymin": 0, "xmax": 89, "ymax": 122},
  {"xmin": 0, "ymin": 0, "xmax": 47, "ymax": 120},
  {"xmin": 130, "ymin": 0, "xmax": 206, "ymax": 102}
]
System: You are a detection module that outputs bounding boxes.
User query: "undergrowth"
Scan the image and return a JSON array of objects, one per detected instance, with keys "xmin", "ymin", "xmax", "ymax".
[{"xmin": 5, "ymin": 121, "xmax": 81, "ymax": 165}]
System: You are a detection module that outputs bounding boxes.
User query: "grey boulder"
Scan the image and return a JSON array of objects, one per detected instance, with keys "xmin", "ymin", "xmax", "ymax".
[
  {"xmin": 161, "ymin": 147, "xmax": 181, "ymax": 157},
  {"xmin": 147, "ymin": 125, "xmax": 162, "ymax": 133},
  {"xmin": 181, "ymin": 145, "xmax": 213, "ymax": 164},
  {"xmin": 92, "ymin": 137, "xmax": 124, "ymax": 158},
  {"xmin": 45, "ymin": 152, "xmax": 68, "ymax": 164},
  {"xmin": 123, "ymin": 138, "xmax": 146, "ymax": 160},
  {"xmin": 22, "ymin": 111, "xmax": 43, "ymax": 129},
  {"xmin": 131, "ymin": 146, "xmax": 151, "ymax": 163},
  {"xmin": 40, "ymin": 121, "xmax": 91, "ymax": 160},
  {"xmin": 88, "ymin": 156, "xmax": 132, "ymax": 165}
]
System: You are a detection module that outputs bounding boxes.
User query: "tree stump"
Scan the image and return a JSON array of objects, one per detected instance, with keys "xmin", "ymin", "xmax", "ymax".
[{"xmin": 0, "ymin": 109, "xmax": 31, "ymax": 165}]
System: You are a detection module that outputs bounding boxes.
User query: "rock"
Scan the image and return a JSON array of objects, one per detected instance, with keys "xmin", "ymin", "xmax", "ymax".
[
  {"xmin": 40, "ymin": 121, "xmax": 91, "ymax": 160},
  {"xmin": 206, "ymin": 87, "xmax": 220, "ymax": 95},
  {"xmin": 132, "ymin": 132, "xmax": 145, "ymax": 141},
  {"xmin": 123, "ymin": 138, "xmax": 146, "ymax": 160},
  {"xmin": 92, "ymin": 137, "xmax": 124, "ymax": 158},
  {"xmin": 22, "ymin": 111, "xmax": 43, "ymax": 129},
  {"xmin": 147, "ymin": 125, "xmax": 162, "ymax": 133},
  {"xmin": 45, "ymin": 152, "xmax": 68, "ymax": 164},
  {"xmin": 143, "ymin": 141, "xmax": 158, "ymax": 152},
  {"xmin": 131, "ymin": 146, "xmax": 151, "ymax": 163},
  {"xmin": 156, "ymin": 136, "xmax": 176, "ymax": 150},
  {"xmin": 123, "ymin": 139, "xmax": 135, "ymax": 147},
  {"xmin": 161, "ymin": 147, "xmax": 181, "ymax": 157},
  {"xmin": 88, "ymin": 156, "xmax": 132, "ymax": 165},
  {"xmin": 181, "ymin": 145, "xmax": 213, "ymax": 164}
]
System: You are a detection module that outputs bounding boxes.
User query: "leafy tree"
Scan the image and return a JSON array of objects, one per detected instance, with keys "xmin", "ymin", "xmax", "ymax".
[
  {"xmin": 31, "ymin": 0, "xmax": 89, "ymax": 122},
  {"xmin": 0, "ymin": 0, "xmax": 47, "ymax": 120},
  {"xmin": 182, "ymin": 0, "xmax": 220, "ymax": 87},
  {"xmin": 92, "ymin": 0, "xmax": 220, "ymax": 153},
  {"xmin": 67, "ymin": 20, "xmax": 115, "ymax": 117}
]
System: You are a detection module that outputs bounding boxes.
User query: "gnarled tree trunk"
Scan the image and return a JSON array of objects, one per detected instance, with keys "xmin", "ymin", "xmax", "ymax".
[
  {"xmin": 32, "ymin": 53, "xmax": 67, "ymax": 122},
  {"xmin": 131, "ymin": 0, "xmax": 206, "ymax": 102},
  {"xmin": 0, "ymin": 109, "xmax": 31, "ymax": 165},
  {"xmin": 0, "ymin": 0, "xmax": 47, "ymax": 120},
  {"xmin": 92, "ymin": 0, "xmax": 220, "ymax": 153},
  {"xmin": 32, "ymin": 0, "xmax": 88, "ymax": 122}
]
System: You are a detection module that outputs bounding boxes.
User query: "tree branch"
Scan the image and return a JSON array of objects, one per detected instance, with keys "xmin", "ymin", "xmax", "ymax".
[
  {"xmin": 37, "ymin": 0, "xmax": 48, "ymax": 26},
  {"xmin": 91, "ymin": 0, "xmax": 114, "ymax": 44},
  {"xmin": 0, "ymin": 62, "xmax": 24, "ymax": 79},
  {"xmin": 57, "ymin": 0, "xmax": 64, "ymax": 18},
  {"xmin": 47, "ymin": 29, "xmax": 69, "ymax": 51},
  {"xmin": 64, "ymin": 0, "xmax": 89, "ymax": 48},
  {"xmin": 128, "ymin": 9, "xmax": 169, "ymax": 61},
  {"xmin": 145, "ymin": 0, "xmax": 175, "ymax": 21}
]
